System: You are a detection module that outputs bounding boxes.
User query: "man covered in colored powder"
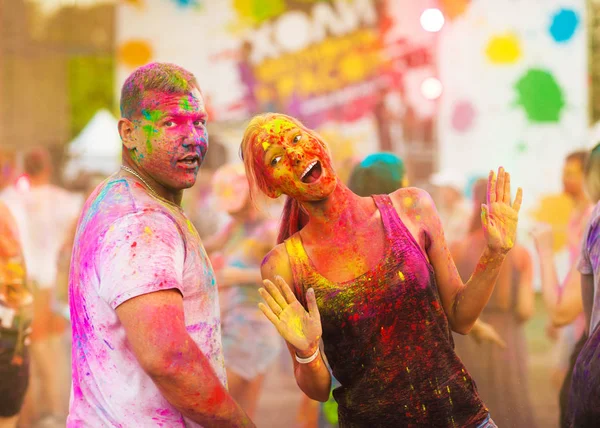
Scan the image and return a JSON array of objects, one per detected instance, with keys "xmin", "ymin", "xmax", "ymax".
[{"xmin": 67, "ymin": 63, "xmax": 254, "ymax": 427}]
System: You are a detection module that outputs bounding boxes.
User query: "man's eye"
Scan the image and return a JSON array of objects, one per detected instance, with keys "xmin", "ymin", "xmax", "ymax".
[
  {"xmin": 164, "ymin": 120, "xmax": 176, "ymax": 127},
  {"xmin": 193, "ymin": 120, "xmax": 206, "ymax": 127},
  {"xmin": 271, "ymin": 156, "xmax": 282, "ymax": 167},
  {"xmin": 293, "ymin": 134, "xmax": 301, "ymax": 143}
]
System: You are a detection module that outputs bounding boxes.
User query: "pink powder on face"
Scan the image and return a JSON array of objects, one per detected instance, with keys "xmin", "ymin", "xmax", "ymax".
[{"xmin": 133, "ymin": 88, "xmax": 208, "ymax": 191}]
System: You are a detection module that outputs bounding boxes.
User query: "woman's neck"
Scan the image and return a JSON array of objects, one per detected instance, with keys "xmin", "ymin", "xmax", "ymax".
[{"xmin": 299, "ymin": 182, "xmax": 374, "ymax": 243}]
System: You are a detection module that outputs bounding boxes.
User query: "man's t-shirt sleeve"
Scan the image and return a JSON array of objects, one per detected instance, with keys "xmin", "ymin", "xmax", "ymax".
[{"xmin": 97, "ymin": 210, "xmax": 185, "ymax": 309}]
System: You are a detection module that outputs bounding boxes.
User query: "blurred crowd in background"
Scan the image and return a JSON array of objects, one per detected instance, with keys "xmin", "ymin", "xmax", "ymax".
[{"xmin": 2, "ymin": 0, "xmax": 600, "ymax": 427}]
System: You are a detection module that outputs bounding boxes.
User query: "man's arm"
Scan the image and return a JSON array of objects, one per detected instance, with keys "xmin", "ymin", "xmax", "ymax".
[{"xmin": 116, "ymin": 289, "xmax": 253, "ymax": 427}]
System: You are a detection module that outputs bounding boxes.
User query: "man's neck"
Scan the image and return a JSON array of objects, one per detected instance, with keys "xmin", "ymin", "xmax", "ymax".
[{"xmin": 121, "ymin": 158, "xmax": 183, "ymax": 206}]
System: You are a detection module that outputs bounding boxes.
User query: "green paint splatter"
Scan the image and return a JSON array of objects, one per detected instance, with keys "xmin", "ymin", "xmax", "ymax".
[
  {"xmin": 233, "ymin": 0, "xmax": 285, "ymax": 25},
  {"xmin": 179, "ymin": 96, "xmax": 192, "ymax": 112},
  {"xmin": 143, "ymin": 125, "xmax": 156, "ymax": 154},
  {"xmin": 514, "ymin": 69, "xmax": 565, "ymax": 123},
  {"xmin": 516, "ymin": 141, "xmax": 527, "ymax": 153}
]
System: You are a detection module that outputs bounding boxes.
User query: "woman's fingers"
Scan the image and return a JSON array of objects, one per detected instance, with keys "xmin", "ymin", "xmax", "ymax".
[
  {"xmin": 487, "ymin": 170, "xmax": 497, "ymax": 205},
  {"xmin": 306, "ymin": 288, "xmax": 320, "ymax": 319},
  {"xmin": 259, "ymin": 286, "xmax": 284, "ymax": 316},
  {"xmin": 276, "ymin": 276, "xmax": 298, "ymax": 304},
  {"xmin": 513, "ymin": 187, "xmax": 523, "ymax": 213},
  {"xmin": 503, "ymin": 172, "xmax": 511, "ymax": 204},
  {"xmin": 258, "ymin": 302, "xmax": 280, "ymax": 326},
  {"xmin": 495, "ymin": 167, "xmax": 505, "ymax": 203},
  {"xmin": 263, "ymin": 278, "xmax": 288, "ymax": 309}
]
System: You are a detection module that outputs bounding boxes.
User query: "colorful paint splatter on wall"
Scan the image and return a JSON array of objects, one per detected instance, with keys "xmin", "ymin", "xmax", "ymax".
[
  {"xmin": 485, "ymin": 33, "xmax": 521, "ymax": 64},
  {"xmin": 451, "ymin": 100, "xmax": 476, "ymax": 133},
  {"xmin": 514, "ymin": 68, "xmax": 565, "ymax": 123},
  {"xmin": 439, "ymin": 0, "xmax": 471, "ymax": 20},
  {"xmin": 119, "ymin": 39, "xmax": 153, "ymax": 68},
  {"xmin": 549, "ymin": 8, "xmax": 580, "ymax": 43}
]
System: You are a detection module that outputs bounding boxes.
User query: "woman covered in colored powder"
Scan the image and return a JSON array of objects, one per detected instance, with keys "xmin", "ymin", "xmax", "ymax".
[
  {"xmin": 451, "ymin": 178, "xmax": 536, "ymax": 427},
  {"xmin": 569, "ymin": 143, "xmax": 600, "ymax": 427},
  {"xmin": 204, "ymin": 163, "xmax": 281, "ymax": 419},
  {"xmin": 239, "ymin": 113, "xmax": 523, "ymax": 427}
]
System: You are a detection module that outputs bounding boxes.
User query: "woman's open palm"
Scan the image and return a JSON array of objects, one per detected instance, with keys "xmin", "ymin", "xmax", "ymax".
[
  {"xmin": 481, "ymin": 167, "xmax": 523, "ymax": 254},
  {"xmin": 258, "ymin": 277, "xmax": 322, "ymax": 353}
]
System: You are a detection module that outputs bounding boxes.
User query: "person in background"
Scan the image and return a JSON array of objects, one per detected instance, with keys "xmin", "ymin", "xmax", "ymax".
[
  {"xmin": 568, "ymin": 143, "xmax": 600, "ymax": 427},
  {"xmin": 67, "ymin": 62, "xmax": 253, "ymax": 427},
  {"xmin": 530, "ymin": 150, "xmax": 593, "ymax": 428},
  {"xmin": 430, "ymin": 169, "xmax": 472, "ymax": 244},
  {"xmin": 15, "ymin": 147, "xmax": 82, "ymax": 427},
  {"xmin": 451, "ymin": 178, "xmax": 536, "ymax": 427},
  {"xmin": 0, "ymin": 200, "xmax": 32, "ymax": 428},
  {"xmin": 203, "ymin": 163, "xmax": 280, "ymax": 419}
]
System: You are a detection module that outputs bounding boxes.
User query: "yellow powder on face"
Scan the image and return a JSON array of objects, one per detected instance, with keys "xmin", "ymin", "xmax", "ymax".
[
  {"xmin": 403, "ymin": 197, "xmax": 413, "ymax": 208},
  {"xmin": 144, "ymin": 226, "xmax": 153, "ymax": 235},
  {"xmin": 398, "ymin": 271, "xmax": 405, "ymax": 281},
  {"xmin": 262, "ymin": 141, "xmax": 271, "ymax": 151},
  {"xmin": 261, "ymin": 118, "xmax": 295, "ymax": 135}
]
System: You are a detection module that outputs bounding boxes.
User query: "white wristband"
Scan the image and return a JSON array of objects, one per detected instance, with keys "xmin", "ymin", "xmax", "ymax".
[{"xmin": 295, "ymin": 347, "xmax": 320, "ymax": 364}]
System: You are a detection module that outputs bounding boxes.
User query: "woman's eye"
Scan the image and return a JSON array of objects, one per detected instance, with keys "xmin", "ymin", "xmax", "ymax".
[
  {"xmin": 164, "ymin": 120, "xmax": 176, "ymax": 127},
  {"xmin": 293, "ymin": 134, "xmax": 301, "ymax": 143},
  {"xmin": 193, "ymin": 120, "xmax": 206, "ymax": 127},
  {"xmin": 271, "ymin": 156, "xmax": 282, "ymax": 167}
]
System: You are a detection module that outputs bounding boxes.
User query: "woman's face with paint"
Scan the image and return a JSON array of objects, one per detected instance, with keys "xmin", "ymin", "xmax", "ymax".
[
  {"xmin": 253, "ymin": 117, "xmax": 337, "ymax": 201},
  {"xmin": 128, "ymin": 87, "xmax": 208, "ymax": 191}
]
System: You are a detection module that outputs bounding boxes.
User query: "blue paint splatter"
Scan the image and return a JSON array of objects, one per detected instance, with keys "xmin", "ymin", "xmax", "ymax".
[
  {"xmin": 171, "ymin": 0, "xmax": 202, "ymax": 8},
  {"xmin": 549, "ymin": 8, "xmax": 579, "ymax": 43}
]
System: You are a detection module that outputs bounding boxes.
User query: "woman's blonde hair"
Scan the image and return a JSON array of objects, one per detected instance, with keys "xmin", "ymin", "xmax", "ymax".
[{"xmin": 585, "ymin": 143, "xmax": 600, "ymax": 203}]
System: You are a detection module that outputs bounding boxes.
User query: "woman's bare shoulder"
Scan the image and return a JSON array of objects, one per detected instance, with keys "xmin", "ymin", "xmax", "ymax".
[{"xmin": 261, "ymin": 241, "xmax": 294, "ymax": 285}]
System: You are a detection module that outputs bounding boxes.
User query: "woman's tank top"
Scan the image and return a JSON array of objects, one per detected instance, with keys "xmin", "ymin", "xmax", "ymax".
[{"xmin": 285, "ymin": 194, "xmax": 488, "ymax": 427}]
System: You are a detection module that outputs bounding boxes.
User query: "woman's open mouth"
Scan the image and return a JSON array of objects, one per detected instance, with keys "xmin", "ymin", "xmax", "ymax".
[{"xmin": 300, "ymin": 160, "xmax": 323, "ymax": 184}]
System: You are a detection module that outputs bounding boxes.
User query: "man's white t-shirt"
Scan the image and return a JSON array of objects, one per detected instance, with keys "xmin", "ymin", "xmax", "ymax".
[{"xmin": 67, "ymin": 176, "xmax": 226, "ymax": 427}]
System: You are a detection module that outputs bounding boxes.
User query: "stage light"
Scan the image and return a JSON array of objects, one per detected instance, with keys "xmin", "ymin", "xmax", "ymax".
[
  {"xmin": 421, "ymin": 77, "xmax": 443, "ymax": 100},
  {"xmin": 420, "ymin": 8, "xmax": 445, "ymax": 33}
]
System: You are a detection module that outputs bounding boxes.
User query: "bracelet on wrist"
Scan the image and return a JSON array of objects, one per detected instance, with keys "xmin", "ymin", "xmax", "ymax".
[{"xmin": 295, "ymin": 347, "xmax": 320, "ymax": 364}]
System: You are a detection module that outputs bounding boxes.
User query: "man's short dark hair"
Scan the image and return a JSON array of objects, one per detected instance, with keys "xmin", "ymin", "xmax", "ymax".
[{"xmin": 120, "ymin": 62, "xmax": 199, "ymax": 119}]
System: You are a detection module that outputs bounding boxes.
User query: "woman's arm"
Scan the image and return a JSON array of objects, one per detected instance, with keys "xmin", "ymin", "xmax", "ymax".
[
  {"xmin": 260, "ymin": 245, "xmax": 331, "ymax": 402},
  {"xmin": 392, "ymin": 169, "xmax": 522, "ymax": 334}
]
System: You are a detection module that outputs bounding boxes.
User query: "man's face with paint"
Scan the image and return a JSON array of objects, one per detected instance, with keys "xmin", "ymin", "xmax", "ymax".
[
  {"xmin": 128, "ymin": 87, "xmax": 208, "ymax": 191},
  {"xmin": 254, "ymin": 118, "xmax": 337, "ymax": 201}
]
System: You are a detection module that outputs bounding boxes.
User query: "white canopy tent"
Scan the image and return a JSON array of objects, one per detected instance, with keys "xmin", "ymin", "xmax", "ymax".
[{"xmin": 64, "ymin": 109, "xmax": 122, "ymax": 181}]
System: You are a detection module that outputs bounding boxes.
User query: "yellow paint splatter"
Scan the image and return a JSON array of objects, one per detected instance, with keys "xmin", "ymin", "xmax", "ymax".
[
  {"xmin": 186, "ymin": 219, "xmax": 195, "ymax": 234},
  {"xmin": 486, "ymin": 33, "xmax": 521, "ymax": 64},
  {"xmin": 398, "ymin": 271, "xmax": 405, "ymax": 281},
  {"xmin": 144, "ymin": 226, "xmax": 153, "ymax": 235},
  {"xmin": 262, "ymin": 141, "xmax": 271, "ymax": 151},
  {"xmin": 403, "ymin": 197, "xmax": 413, "ymax": 208},
  {"xmin": 261, "ymin": 117, "xmax": 295, "ymax": 135},
  {"xmin": 406, "ymin": 366, "xmax": 410, "ymax": 373}
]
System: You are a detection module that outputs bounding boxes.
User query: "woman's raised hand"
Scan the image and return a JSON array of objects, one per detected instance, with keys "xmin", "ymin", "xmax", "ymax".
[
  {"xmin": 481, "ymin": 167, "xmax": 523, "ymax": 255},
  {"xmin": 258, "ymin": 276, "xmax": 322, "ymax": 355}
]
